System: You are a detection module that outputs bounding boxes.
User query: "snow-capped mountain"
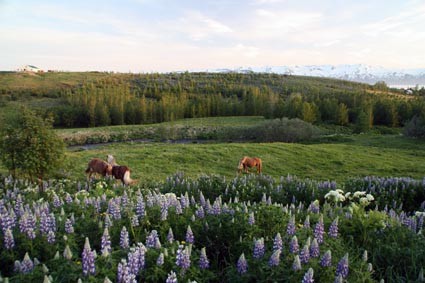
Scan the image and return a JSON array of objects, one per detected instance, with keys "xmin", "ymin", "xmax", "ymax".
[{"xmin": 205, "ymin": 64, "xmax": 425, "ymax": 87}]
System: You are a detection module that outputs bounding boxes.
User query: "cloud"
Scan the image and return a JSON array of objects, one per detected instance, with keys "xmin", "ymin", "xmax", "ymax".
[{"xmin": 172, "ymin": 10, "xmax": 233, "ymax": 41}]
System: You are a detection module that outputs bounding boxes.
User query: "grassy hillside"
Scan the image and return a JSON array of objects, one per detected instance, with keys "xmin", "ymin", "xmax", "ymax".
[
  {"xmin": 63, "ymin": 134, "xmax": 425, "ymax": 183},
  {"xmin": 1, "ymin": 71, "xmax": 418, "ymax": 129}
]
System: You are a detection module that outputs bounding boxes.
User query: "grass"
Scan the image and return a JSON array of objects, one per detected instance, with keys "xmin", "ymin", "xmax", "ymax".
[
  {"xmin": 63, "ymin": 133, "xmax": 425, "ymax": 183},
  {"xmin": 55, "ymin": 116, "xmax": 267, "ymax": 145}
]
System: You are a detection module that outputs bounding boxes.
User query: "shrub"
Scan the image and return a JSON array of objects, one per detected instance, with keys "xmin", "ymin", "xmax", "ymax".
[{"xmin": 403, "ymin": 115, "xmax": 425, "ymax": 138}]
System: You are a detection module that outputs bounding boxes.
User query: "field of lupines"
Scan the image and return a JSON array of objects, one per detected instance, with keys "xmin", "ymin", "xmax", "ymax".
[{"xmin": 0, "ymin": 173, "xmax": 424, "ymax": 282}]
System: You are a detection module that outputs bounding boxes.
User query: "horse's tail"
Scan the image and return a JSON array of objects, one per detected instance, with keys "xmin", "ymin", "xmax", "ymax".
[
  {"xmin": 123, "ymin": 170, "xmax": 135, "ymax": 186},
  {"xmin": 257, "ymin": 158, "xmax": 262, "ymax": 173}
]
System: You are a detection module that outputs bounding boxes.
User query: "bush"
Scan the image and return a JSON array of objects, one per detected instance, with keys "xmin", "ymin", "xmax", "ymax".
[
  {"xmin": 220, "ymin": 118, "xmax": 321, "ymax": 142},
  {"xmin": 403, "ymin": 115, "xmax": 425, "ymax": 138}
]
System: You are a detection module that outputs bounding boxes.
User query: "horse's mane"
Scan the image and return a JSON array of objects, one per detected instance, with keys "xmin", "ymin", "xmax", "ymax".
[{"xmin": 107, "ymin": 154, "xmax": 118, "ymax": 166}]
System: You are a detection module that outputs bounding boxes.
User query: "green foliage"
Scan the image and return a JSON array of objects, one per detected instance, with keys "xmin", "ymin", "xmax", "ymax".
[
  {"xmin": 354, "ymin": 110, "xmax": 371, "ymax": 133},
  {"xmin": 2, "ymin": 72, "xmax": 422, "ymax": 129},
  {"xmin": 403, "ymin": 115, "xmax": 425, "ymax": 138},
  {"xmin": 0, "ymin": 108, "xmax": 65, "ymax": 185}
]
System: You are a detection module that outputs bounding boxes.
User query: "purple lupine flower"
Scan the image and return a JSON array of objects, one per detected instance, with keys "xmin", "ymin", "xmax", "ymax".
[
  {"xmin": 82, "ymin": 237, "xmax": 95, "ymax": 276},
  {"xmin": 300, "ymin": 244, "xmax": 310, "ymax": 264},
  {"xmin": 237, "ymin": 253, "xmax": 248, "ymax": 274},
  {"xmin": 314, "ymin": 215, "xmax": 325, "ymax": 244},
  {"xmin": 195, "ymin": 206, "xmax": 205, "ymax": 219},
  {"xmin": 108, "ymin": 200, "xmax": 121, "ymax": 220},
  {"xmin": 156, "ymin": 253, "xmax": 164, "ymax": 266},
  {"xmin": 128, "ymin": 249, "xmax": 140, "ymax": 275},
  {"xmin": 53, "ymin": 194, "xmax": 62, "ymax": 208},
  {"xmin": 212, "ymin": 198, "xmax": 222, "ymax": 215},
  {"xmin": 310, "ymin": 238, "xmax": 320, "ymax": 258},
  {"xmin": 273, "ymin": 232, "xmax": 283, "ymax": 251},
  {"xmin": 65, "ymin": 193, "xmax": 73, "ymax": 204},
  {"xmin": 253, "ymin": 237, "xmax": 265, "ymax": 259},
  {"xmin": 268, "ymin": 249, "xmax": 281, "ymax": 267},
  {"xmin": 47, "ymin": 230, "xmax": 56, "ymax": 244},
  {"xmin": 287, "ymin": 215, "xmax": 296, "ymax": 236},
  {"xmin": 292, "ymin": 255, "xmax": 301, "ymax": 271},
  {"xmin": 104, "ymin": 214, "xmax": 112, "ymax": 228},
  {"xmin": 20, "ymin": 252, "xmax": 34, "ymax": 274},
  {"xmin": 304, "ymin": 215, "xmax": 310, "ymax": 229},
  {"xmin": 136, "ymin": 243, "xmax": 147, "ymax": 270},
  {"xmin": 308, "ymin": 201, "xmax": 320, "ymax": 214},
  {"xmin": 117, "ymin": 259, "xmax": 136, "ymax": 283},
  {"xmin": 39, "ymin": 212, "xmax": 50, "ymax": 235},
  {"xmin": 166, "ymin": 271, "xmax": 178, "ymax": 283},
  {"xmin": 146, "ymin": 230, "xmax": 159, "ymax": 248},
  {"xmin": 175, "ymin": 201, "xmax": 183, "ymax": 215},
  {"xmin": 160, "ymin": 201, "xmax": 168, "ymax": 221},
  {"xmin": 320, "ymin": 250, "xmax": 332, "ymax": 267},
  {"xmin": 302, "ymin": 268, "xmax": 314, "ymax": 283},
  {"xmin": 176, "ymin": 245, "xmax": 191, "ymax": 270},
  {"xmin": 167, "ymin": 227, "xmax": 174, "ymax": 243},
  {"xmin": 199, "ymin": 247, "xmax": 210, "ymax": 269},
  {"xmin": 199, "ymin": 191, "xmax": 206, "ymax": 207},
  {"xmin": 120, "ymin": 226, "xmax": 130, "ymax": 249},
  {"xmin": 328, "ymin": 217, "xmax": 339, "ymax": 238},
  {"xmin": 248, "ymin": 212, "xmax": 255, "ymax": 225},
  {"xmin": 131, "ymin": 215, "xmax": 139, "ymax": 227},
  {"xmin": 101, "ymin": 228, "xmax": 111, "ymax": 255},
  {"xmin": 135, "ymin": 196, "xmax": 145, "ymax": 218},
  {"xmin": 290, "ymin": 236, "xmax": 299, "ymax": 254},
  {"xmin": 186, "ymin": 225, "xmax": 194, "ymax": 244},
  {"xmin": 336, "ymin": 253, "xmax": 349, "ymax": 278},
  {"xmin": 65, "ymin": 218, "xmax": 74, "ymax": 234},
  {"xmin": 4, "ymin": 228, "xmax": 15, "ymax": 249}
]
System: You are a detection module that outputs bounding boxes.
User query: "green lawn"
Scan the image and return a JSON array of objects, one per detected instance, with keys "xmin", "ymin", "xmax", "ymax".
[{"xmin": 64, "ymin": 134, "xmax": 425, "ymax": 183}]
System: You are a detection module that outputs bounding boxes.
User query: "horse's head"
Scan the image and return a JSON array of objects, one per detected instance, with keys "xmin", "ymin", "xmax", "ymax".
[{"xmin": 237, "ymin": 158, "xmax": 244, "ymax": 173}]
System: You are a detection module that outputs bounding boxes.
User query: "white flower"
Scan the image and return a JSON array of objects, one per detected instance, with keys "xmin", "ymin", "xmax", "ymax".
[
  {"xmin": 359, "ymin": 197, "xmax": 369, "ymax": 206},
  {"xmin": 366, "ymin": 194, "xmax": 374, "ymax": 201},
  {"xmin": 353, "ymin": 191, "xmax": 366, "ymax": 198}
]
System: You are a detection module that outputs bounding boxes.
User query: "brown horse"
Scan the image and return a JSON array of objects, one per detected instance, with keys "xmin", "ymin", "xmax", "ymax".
[
  {"xmin": 238, "ymin": 156, "xmax": 262, "ymax": 174},
  {"xmin": 111, "ymin": 165, "xmax": 136, "ymax": 186},
  {"xmin": 85, "ymin": 158, "xmax": 113, "ymax": 180}
]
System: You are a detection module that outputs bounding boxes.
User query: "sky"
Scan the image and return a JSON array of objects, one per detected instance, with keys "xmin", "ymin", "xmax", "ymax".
[{"xmin": 1, "ymin": 0, "xmax": 425, "ymax": 72}]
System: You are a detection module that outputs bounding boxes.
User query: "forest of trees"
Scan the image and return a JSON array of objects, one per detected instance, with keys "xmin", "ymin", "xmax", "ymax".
[{"xmin": 5, "ymin": 72, "xmax": 423, "ymax": 129}]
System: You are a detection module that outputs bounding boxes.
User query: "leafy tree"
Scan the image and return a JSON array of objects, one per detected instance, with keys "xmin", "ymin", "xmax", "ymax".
[
  {"xmin": 0, "ymin": 108, "xmax": 65, "ymax": 189},
  {"xmin": 302, "ymin": 101, "xmax": 317, "ymax": 123},
  {"xmin": 354, "ymin": 110, "xmax": 371, "ymax": 134},
  {"xmin": 336, "ymin": 103, "xmax": 349, "ymax": 126}
]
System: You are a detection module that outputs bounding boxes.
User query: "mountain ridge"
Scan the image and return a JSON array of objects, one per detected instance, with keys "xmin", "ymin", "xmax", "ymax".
[{"xmin": 203, "ymin": 64, "xmax": 425, "ymax": 86}]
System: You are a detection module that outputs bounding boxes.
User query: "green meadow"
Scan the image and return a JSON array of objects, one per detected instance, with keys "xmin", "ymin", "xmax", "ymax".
[{"xmin": 65, "ymin": 133, "xmax": 425, "ymax": 183}]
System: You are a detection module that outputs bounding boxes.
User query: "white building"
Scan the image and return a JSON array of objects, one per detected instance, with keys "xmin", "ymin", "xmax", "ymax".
[{"xmin": 18, "ymin": 65, "xmax": 43, "ymax": 73}]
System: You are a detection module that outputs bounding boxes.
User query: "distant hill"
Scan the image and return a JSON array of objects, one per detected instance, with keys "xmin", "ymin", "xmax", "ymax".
[{"xmin": 203, "ymin": 64, "xmax": 425, "ymax": 87}]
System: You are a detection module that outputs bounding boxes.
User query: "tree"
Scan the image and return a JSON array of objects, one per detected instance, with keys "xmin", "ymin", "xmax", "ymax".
[
  {"xmin": 0, "ymin": 108, "xmax": 65, "ymax": 190},
  {"xmin": 354, "ymin": 110, "xmax": 371, "ymax": 134},
  {"xmin": 301, "ymin": 102, "xmax": 317, "ymax": 123},
  {"xmin": 336, "ymin": 103, "xmax": 349, "ymax": 126}
]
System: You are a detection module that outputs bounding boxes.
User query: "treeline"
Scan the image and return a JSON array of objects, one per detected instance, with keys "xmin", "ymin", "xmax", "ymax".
[{"xmin": 45, "ymin": 73, "xmax": 425, "ymax": 128}]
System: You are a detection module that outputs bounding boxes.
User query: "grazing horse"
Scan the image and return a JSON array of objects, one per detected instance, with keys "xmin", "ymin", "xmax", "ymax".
[
  {"xmin": 111, "ymin": 165, "xmax": 135, "ymax": 186},
  {"xmin": 85, "ymin": 158, "xmax": 113, "ymax": 180},
  {"xmin": 238, "ymin": 156, "xmax": 262, "ymax": 174}
]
